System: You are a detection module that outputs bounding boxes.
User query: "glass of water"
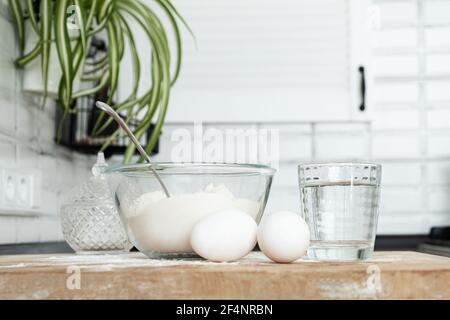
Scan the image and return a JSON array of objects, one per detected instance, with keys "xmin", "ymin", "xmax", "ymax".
[{"xmin": 298, "ymin": 163, "xmax": 382, "ymax": 261}]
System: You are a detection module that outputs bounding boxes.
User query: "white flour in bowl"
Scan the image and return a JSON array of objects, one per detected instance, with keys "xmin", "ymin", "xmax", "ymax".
[{"xmin": 121, "ymin": 184, "xmax": 260, "ymax": 253}]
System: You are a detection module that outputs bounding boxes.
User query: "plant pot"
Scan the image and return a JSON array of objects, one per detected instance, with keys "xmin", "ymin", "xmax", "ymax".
[{"xmin": 22, "ymin": 22, "xmax": 81, "ymax": 97}]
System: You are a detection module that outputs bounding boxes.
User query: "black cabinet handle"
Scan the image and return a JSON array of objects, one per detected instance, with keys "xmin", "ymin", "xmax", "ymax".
[{"xmin": 358, "ymin": 66, "xmax": 366, "ymax": 112}]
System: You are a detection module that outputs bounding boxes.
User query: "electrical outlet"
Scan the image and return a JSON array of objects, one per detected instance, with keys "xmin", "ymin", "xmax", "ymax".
[
  {"xmin": 17, "ymin": 174, "xmax": 32, "ymax": 207},
  {"xmin": 2, "ymin": 169, "xmax": 16, "ymax": 205},
  {"xmin": 0, "ymin": 167, "xmax": 39, "ymax": 214}
]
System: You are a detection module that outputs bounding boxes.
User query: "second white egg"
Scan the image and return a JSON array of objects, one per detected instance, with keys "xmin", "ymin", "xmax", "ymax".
[
  {"xmin": 190, "ymin": 209, "xmax": 257, "ymax": 262},
  {"xmin": 257, "ymin": 211, "xmax": 310, "ymax": 263}
]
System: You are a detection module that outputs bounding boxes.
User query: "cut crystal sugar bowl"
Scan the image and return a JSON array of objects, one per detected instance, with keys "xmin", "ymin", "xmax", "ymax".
[{"xmin": 60, "ymin": 153, "xmax": 132, "ymax": 253}]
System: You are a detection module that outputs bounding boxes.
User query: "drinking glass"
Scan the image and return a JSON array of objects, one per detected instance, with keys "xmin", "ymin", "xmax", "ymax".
[{"xmin": 298, "ymin": 163, "xmax": 382, "ymax": 261}]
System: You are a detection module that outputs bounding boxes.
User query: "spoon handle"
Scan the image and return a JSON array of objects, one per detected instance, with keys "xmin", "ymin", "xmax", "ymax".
[{"xmin": 96, "ymin": 101, "xmax": 171, "ymax": 198}]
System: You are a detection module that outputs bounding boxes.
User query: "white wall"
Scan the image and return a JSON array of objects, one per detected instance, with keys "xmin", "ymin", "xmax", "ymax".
[
  {"xmin": 150, "ymin": 0, "xmax": 450, "ymax": 235},
  {"xmin": 0, "ymin": 4, "xmax": 92, "ymax": 244},
  {"xmin": 1, "ymin": 0, "xmax": 450, "ymax": 244}
]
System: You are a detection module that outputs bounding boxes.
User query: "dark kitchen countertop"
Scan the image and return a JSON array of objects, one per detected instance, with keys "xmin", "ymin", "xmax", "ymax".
[{"xmin": 0, "ymin": 235, "xmax": 431, "ymax": 256}]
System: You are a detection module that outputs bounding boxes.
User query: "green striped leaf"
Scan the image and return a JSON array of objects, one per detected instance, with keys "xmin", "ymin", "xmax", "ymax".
[
  {"xmin": 8, "ymin": 0, "xmax": 25, "ymax": 51},
  {"xmin": 54, "ymin": 0, "xmax": 73, "ymax": 110},
  {"xmin": 24, "ymin": 0, "xmax": 39, "ymax": 34},
  {"xmin": 40, "ymin": 0, "xmax": 52, "ymax": 107}
]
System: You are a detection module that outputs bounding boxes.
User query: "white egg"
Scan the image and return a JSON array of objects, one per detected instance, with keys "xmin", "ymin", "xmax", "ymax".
[
  {"xmin": 257, "ymin": 211, "xmax": 310, "ymax": 263},
  {"xmin": 190, "ymin": 209, "xmax": 257, "ymax": 262}
]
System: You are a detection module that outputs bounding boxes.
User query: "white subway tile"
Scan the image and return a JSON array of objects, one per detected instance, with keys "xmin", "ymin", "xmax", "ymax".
[
  {"xmin": 276, "ymin": 132, "xmax": 311, "ymax": 162},
  {"xmin": 315, "ymin": 123, "xmax": 367, "ymax": 133},
  {"xmin": 426, "ymin": 81, "xmax": 450, "ymax": 101},
  {"xmin": 71, "ymin": 161, "xmax": 91, "ymax": 185},
  {"xmin": 0, "ymin": 18, "xmax": 15, "ymax": 77},
  {"xmin": 380, "ymin": 162, "xmax": 422, "ymax": 186},
  {"xmin": 38, "ymin": 153, "xmax": 61, "ymax": 187},
  {"xmin": 16, "ymin": 145, "xmax": 35, "ymax": 170},
  {"xmin": 272, "ymin": 163, "xmax": 299, "ymax": 188},
  {"xmin": 373, "ymin": 82, "xmax": 419, "ymax": 104},
  {"xmin": 212, "ymin": 124, "xmax": 260, "ymax": 164},
  {"xmin": 315, "ymin": 134, "xmax": 368, "ymax": 160},
  {"xmin": 428, "ymin": 109, "xmax": 450, "ymax": 129},
  {"xmin": 372, "ymin": 29, "xmax": 417, "ymax": 49},
  {"xmin": 372, "ymin": 109, "xmax": 420, "ymax": 130},
  {"xmin": 16, "ymin": 216, "xmax": 40, "ymax": 243},
  {"xmin": 0, "ymin": 137, "xmax": 15, "ymax": 167},
  {"xmin": 39, "ymin": 217, "xmax": 62, "ymax": 242},
  {"xmin": 153, "ymin": 124, "xmax": 195, "ymax": 163},
  {"xmin": 37, "ymin": 110, "xmax": 56, "ymax": 145},
  {"xmin": 426, "ymin": 161, "xmax": 450, "ymax": 185},
  {"xmin": 57, "ymin": 158, "xmax": 77, "ymax": 187},
  {"xmin": 38, "ymin": 188, "xmax": 59, "ymax": 217},
  {"xmin": 426, "ymin": 27, "xmax": 450, "ymax": 47},
  {"xmin": 265, "ymin": 186, "xmax": 299, "ymax": 214},
  {"xmin": 372, "ymin": 55, "xmax": 418, "ymax": 77},
  {"xmin": 0, "ymin": 216, "xmax": 16, "ymax": 244},
  {"xmin": 424, "ymin": 1, "xmax": 450, "ymax": 25},
  {"xmin": 379, "ymin": 186, "xmax": 422, "ymax": 213},
  {"xmin": 378, "ymin": 1, "xmax": 417, "ymax": 26},
  {"xmin": 16, "ymin": 97, "xmax": 39, "ymax": 140},
  {"xmin": 428, "ymin": 134, "xmax": 450, "ymax": 157},
  {"xmin": 428, "ymin": 186, "xmax": 450, "ymax": 212},
  {"xmin": 0, "ymin": 1, "xmax": 10, "ymax": 21},
  {"xmin": 377, "ymin": 214, "xmax": 427, "ymax": 235},
  {"xmin": 0, "ymin": 43, "xmax": 15, "ymax": 133},
  {"xmin": 426, "ymin": 54, "xmax": 450, "ymax": 75},
  {"xmin": 372, "ymin": 133, "xmax": 420, "ymax": 158},
  {"xmin": 427, "ymin": 212, "xmax": 450, "ymax": 229}
]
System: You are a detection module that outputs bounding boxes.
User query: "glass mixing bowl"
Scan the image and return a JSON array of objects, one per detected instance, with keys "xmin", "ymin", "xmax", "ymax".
[{"xmin": 105, "ymin": 163, "xmax": 276, "ymax": 259}]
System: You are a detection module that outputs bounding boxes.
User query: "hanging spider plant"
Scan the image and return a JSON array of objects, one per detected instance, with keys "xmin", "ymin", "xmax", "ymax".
[{"xmin": 8, "ymin": 0, "xmax": 191, "ymax": 162}]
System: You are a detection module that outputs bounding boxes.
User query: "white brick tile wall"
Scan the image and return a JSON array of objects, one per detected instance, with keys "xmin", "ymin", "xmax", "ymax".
[
  {"xmin": 372, "ymin": 29, "xmax": 417, "ymax": 49},
  {"xmin": 39, "ymin": 217, "xmax": 63, "ymax": 242},
  {"xmin": 263, "ymin": 124, "xmax": 311, "ymax": 162},
  {"xmin": 272, "ymin": 163, "xmax": 299, "ymax": 189},
  {"xmin": 0, "ymin": 88, "xmax": 15, "ymax": 135},
  {"xmin": 428, "ymin": 186, "xmax": 450, "ymax": 212},
  {"xmin": 372, "ymin": 55, "xmax": 418, "ymax": 77},
  {"xmin": 428, "ymin": 134, "xmax": 450, "ymax": 157},
  {"xmin": 373, "ymin": 82, "xmax": 419, "ymax": 104},
  {"xmin": 426, "ymin": 54, "xmax": 450, "ymax": 75},
  {"xmin": 378, "ymin": 1, "xmax": 417, "ymax": 26},
  {"xmin": 372, "ymin": 109, "xmax": 420, "ymax": 130},
  {"xmin": 426, "ymin": 27, "xmax": 450, "ymax": 48},
  {"xmin": 1, "ymin": 1, "xmax": 450, "ymax": 244},
  {"xmin": 379, "ymin": 187, "xmax": 422, "ymax": 213},
  {"xmin": 426, "ymin": 161, "xmax": 450, "ymax": 185},
  {"xmin": 380, "ymin": 162, "xmax": 422, "ymax": 186},
  {"xmin": 0, "ymin": 12, "xmax": 92, "ymax": 244},
  {"xmin": 315, "ymin": 134, "xmax": 368, "ymax": 160},
  {"xmin": 0, "ymin": 136, "xmax": 15, "ymax": 167},
  {"xmin": 265, "ymin": 186, "xmax": 299, "ymax": 214},
  {"xmin": 372, "ymin": 133, "xmax": 421, "ymax": 158},
  {"xmin": 0, "ymin": 217, "xmax": 16, "ymax": 244},
  {"xmin": 427, "ymin": 109, "xmax": 450, "ymax": 129},
  {"xmin": 377, "ymin": 214, "xmax": 427, "ymax": 235},
  {"xmin": 426, "ymin": 81, "xmax": 450, "ymax": 102},
  {"xmin": 424, "ymin": 1, "xmax": 450, "ymax": 24},
  {"xmin": 16, "ymin": 216, "xmax": 40, "ymax": 243},
  {"xmin": 426, "ymin": 212, "xmax": 450, "ymax": 229},
  {"xmin": 314, "ymin": 123, "xmax": 367, "ymax": 133},
  {"xmin": 152, "ymin": 125, "xmax": 190, "ymax": 162}
]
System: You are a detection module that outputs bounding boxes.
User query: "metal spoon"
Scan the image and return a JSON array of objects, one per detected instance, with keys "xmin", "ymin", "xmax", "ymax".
[{"xmin": 95, "ymin": 101, "xmax": 171, "ymax": 198}]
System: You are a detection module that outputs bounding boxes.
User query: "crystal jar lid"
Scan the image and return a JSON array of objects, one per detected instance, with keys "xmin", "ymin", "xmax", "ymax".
[{"xmin": 63, "ymin": 152, "xmax": 114, "ymax": 205}]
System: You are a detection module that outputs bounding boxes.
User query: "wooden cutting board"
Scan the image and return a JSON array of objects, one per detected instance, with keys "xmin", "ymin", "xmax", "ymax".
[{"xmin": 0, "ymin": 251, "xmax": 449, "ymax": 299}]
